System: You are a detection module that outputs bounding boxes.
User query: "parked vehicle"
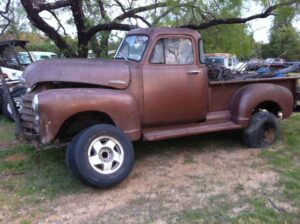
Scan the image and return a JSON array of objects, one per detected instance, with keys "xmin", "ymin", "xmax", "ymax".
[
  {"xmin": 205, "ymin": 53, "xmax": 239, "ymax": 69},
  {"xmin": 29, "ymin": 51, "xmax": 58, "ymax": 61},
  {"xmin": 0, "ymin": 40, "xmax": 32, "ymax": 120},
  {"xmin": 3, "ymin": 28, "xmax": 300, "ymax": 188},
  {"xmin": 263, "ymin": 58, "xmax": 286, "ymax": 68}
]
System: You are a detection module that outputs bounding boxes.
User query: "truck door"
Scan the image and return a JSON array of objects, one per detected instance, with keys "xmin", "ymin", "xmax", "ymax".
[{"xmin": 142, "ymin": 36, "xmax": 208, "ymax": 126}]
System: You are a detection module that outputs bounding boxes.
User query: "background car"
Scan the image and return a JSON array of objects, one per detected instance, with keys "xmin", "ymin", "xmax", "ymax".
[
  {"xmin": 205, "ymin": 53, "xmax": 239, "ymax": 69},
  {"xmin": 263, "ymin": 58, "xmax": 286, "ymax": 68},
  {"xmin": 29, "ymin": 51, "xmax": 58, "ymax": 61}
]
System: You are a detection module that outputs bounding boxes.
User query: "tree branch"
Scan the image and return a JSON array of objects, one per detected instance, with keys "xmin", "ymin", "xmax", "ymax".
[
  {"xmin": 132, "ymin": 15, "xmax": 151, "ymax": 27},
  {"xmin": 0, "ymin": 0, "xmax": 11, "ymax": 14},
  {"xmin": 86, "ymin": 23, "xmax": 137, "ymax": 40},
  {"xmin": 180, "ymin": 0, "xmax": 297, "ymax": 29},
  {"xmin": 114, "ymin": 0, "xmax": 126, "ymax": 13},
  {"xmin": 113, "ymin": 2, "xmax": 168, "ymax": 21},
  {"xmin": 97, "ymin": 0, "xmax": 108, "ymax": 19},
  {"xmin": 70, "ymin": 0, "xmax": 86, "ymax": 36},
  {"xmin": 34, "ymin": 0, "xmax": 71, "ymax": 11},
  {"xmin": 20, "ymin": 0, "xmax": 71, "ymax": 52},
  {"xmin": 0, "ymin": 0, "xmax": 11, "ymax": 34},
  {"xmin": 47, "ymin": 10, "xmax": 68, "ymax": 35},
  {"xmin": 152, "ymin": 3, "xmax": 189, "ymax": 25}
]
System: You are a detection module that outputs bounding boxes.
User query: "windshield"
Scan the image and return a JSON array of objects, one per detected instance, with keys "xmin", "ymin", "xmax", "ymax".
[
  {"xmin": 18, "ymin": 52, "xmax": 32, "ymax": 65},
  {"xmin": 115, "ymin": 35, "xmax": 148, "ymax": 61}
]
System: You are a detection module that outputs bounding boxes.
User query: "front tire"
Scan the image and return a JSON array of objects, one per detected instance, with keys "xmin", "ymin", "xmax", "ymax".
[
  {"xmin": 243, "ymin": 111, "xmax": 279, "ymax": 148},
  {"xmin": 66, "ymin": 124, "xmax": 134, "ymax": 188}
]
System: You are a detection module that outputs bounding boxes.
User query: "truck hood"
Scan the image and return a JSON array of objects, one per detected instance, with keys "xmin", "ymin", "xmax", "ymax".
[{"xmin": 22, "ymin": 59, "xmax": 130, "ymax": 89}]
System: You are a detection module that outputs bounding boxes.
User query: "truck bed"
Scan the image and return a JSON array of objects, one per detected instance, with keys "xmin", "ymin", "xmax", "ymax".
[{"xmin": 209, "ymin": 76, "xmax": 300, "ymax": 113}]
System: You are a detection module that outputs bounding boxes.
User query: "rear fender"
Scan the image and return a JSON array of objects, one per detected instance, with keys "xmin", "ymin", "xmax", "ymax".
[
  {"xmin": 230, "ymin": 83, "xmax": 294, "ymax": 126},
  {"xmin": 37, "ymin": 88, "xmax": 141, "ymax": 144}
]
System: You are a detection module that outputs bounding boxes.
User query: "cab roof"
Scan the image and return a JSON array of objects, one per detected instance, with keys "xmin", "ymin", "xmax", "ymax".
[{"xmin": 127, "ymin": 27, "xmax": 201, "ymax": 39}]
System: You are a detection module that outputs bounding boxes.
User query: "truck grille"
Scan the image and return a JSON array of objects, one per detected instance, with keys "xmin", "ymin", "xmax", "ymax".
[{"xmin": 21, "ymin": 94, "xmax": 36, "ymax": 131}]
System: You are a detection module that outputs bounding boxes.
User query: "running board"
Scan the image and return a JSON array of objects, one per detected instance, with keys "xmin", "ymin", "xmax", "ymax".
[{"xmin": 143, "ymin": 121, "xmax": 242, "ymax": 141}]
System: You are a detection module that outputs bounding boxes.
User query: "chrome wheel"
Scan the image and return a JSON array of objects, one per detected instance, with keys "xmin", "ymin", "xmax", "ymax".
[{"xmin": 87, "ymin": 136, "xmax": 124, "ymax": 175}]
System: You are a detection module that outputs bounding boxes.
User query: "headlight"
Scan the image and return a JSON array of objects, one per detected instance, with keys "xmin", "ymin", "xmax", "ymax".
[{"xmin": 32, "ymin": 94, "xmax": 39, "ymax": 112}]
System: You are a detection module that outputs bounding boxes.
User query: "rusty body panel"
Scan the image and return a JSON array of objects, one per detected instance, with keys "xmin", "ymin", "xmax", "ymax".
[
  {"xmin": 18, "ymin": 27, "xmax": 299, "ymax": 145},
  {"xmin": 23, "ymin": 59, "xmax": 130, "ymax": 89},
  {"xmin": 36, "ymin": 88, "xmax": 140, "ymax": 143},
  {"xmin": 230, "ymin": 83, "xmax": 294, "ymax": 125},
  {"xmin": 208, "ymin": 77, "xmax": 297, "ymax": 112},
  {"xmin": 142, "ymin": 33, "xmax": 208, "ymax": 126}
]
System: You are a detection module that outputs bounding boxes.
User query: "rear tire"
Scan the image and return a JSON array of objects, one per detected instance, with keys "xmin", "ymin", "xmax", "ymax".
[
  {"xmin": 66, "ymin": 124, "xmax": 134, "ymax": 188},
  {"xmin": 243, "ymin": 111, "xmax": 279, "ymax": 148}
]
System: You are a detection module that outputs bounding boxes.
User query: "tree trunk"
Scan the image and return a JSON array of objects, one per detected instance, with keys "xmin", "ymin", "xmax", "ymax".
[
  {"xmin": 78, "ymin": 36, "xmax": 89, "ymax": 58},
  {"xmin": 99, "ymin": 31, "xmax": 110, "ymax": 58}
]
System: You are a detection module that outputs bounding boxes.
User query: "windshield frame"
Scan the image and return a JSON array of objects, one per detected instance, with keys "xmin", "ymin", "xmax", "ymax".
[{"xmin": 114, "ymin": 34, "xmax": 149, "ymax": 62}]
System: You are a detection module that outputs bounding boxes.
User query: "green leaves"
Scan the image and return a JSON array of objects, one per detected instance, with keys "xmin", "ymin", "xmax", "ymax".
[
  {"xmin": 263, "ymin": 25, "xmax": 300, "ymax": 60},
  {"xmin": 201, "ymin": 24, "xmax": 253, "ymax": 59}
]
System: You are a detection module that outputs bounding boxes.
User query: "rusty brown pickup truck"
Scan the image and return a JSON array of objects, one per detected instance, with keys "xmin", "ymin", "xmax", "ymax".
[{"xmin": 4, "ymin": 27, "xmax": 300, "ymax": 188}]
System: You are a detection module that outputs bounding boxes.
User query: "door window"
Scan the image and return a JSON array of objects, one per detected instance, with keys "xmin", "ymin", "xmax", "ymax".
[{"xmin": 150, "ymin": 38, "xmax": 194, "ymax": 64}]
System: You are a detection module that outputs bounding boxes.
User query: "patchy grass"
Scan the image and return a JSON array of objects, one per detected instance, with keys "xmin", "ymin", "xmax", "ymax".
[
  {"xmin": 0, "ymin": 114, "xmax": 299, "ymax": 223},
  {"xmin": 172, "ymin": 114, "xmax": 300, "ymax": 224},
  {"xmin": 0, "ymin": 144, "xmax": 84, "ymax": 198},
  {"xmin": 0, "ymin": 117, "xmax": 84, "ymax": 222},
  {"xmin": 0, "ymin": 116, "xmax": 15, "ymax": 142},
  {"xmin": 262, "ymin": 114, "xmax": 300, "ymax": 208}
]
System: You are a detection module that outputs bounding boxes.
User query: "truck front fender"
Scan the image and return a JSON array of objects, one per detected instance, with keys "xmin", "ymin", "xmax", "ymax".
[
  {"xmin": 230, "ymin": 83, "xmax": 294, "ymax": 126},
  {"xmin": 37, "ymin": 88, "xmax": 141, "ymax": 144}
]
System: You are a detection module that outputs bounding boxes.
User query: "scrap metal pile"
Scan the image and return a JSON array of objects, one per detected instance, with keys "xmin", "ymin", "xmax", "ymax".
[{"xmin": 207, "ymin": 62, "xmax": 300, "ymax": 81}]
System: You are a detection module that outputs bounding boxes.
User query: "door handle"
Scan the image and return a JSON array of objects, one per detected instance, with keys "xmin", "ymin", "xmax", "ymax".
[{"xmin": 187, "ymin": 70, "xmax": 200, "ymax": 75}]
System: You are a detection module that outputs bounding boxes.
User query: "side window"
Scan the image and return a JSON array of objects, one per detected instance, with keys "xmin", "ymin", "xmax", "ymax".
[
  {"xmin": 150, "ymin": 38, "xmax": 194, "ymax": 65},
  {"xmin": 150, "ymin": 39, "xmax": 164, "ymax": 64}
]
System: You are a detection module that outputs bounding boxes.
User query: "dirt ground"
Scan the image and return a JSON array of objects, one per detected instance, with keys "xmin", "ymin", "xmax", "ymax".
[{"xmin": 5, "ymin": 133, "xmax": 293, "ymax": 224}]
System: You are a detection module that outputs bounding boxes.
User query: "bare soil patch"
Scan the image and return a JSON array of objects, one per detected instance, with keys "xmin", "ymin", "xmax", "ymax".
[
  {"xmin": 11, "ymin": 142, "xmax": 283, "ymax": 224},
  {"xmin": 4, "ymin": 153, "xmax": 27, "ymax": 162}
]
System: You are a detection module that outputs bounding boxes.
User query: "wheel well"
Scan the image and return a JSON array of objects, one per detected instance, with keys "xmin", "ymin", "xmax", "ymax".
[
  {"xmin": 58, "ymin": 111, "xmax": 115, "ymax": 142},
  {"xmin": 253, "ymin": 101, "xmax": 281, "ymax": 117}
]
